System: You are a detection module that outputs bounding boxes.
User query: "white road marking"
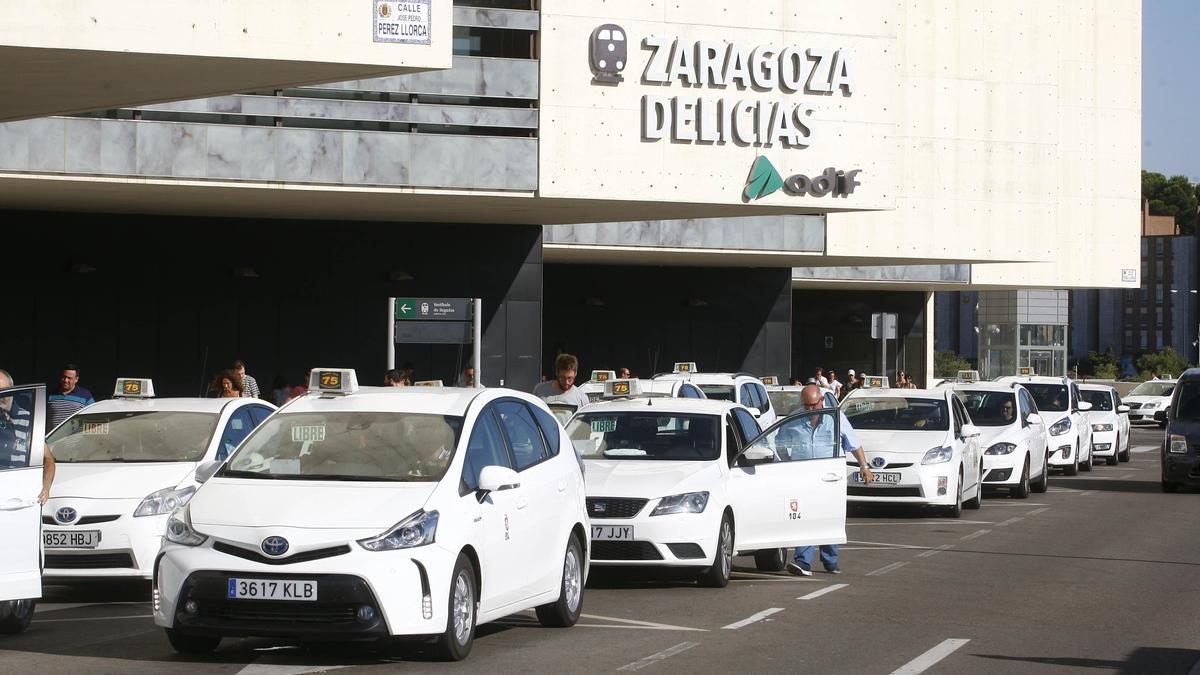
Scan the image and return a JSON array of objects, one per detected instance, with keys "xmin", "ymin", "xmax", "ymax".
[
  {"xmin": 996, "ymin": 516, "xmax": 1024, "ymax": 527},
  {"xmin": 917, "ymin": 544, "xmax": 955, "ymax": 559},
  {"xmin": 865, "ymin": 561, "xmax": 909, "ymax": 577},
  {"xmin": 798, "ymin": 583, "xmax": 849, "ymax": 600},
  {"xmin": 1130, "ymin": 446, "xmax": 1156, "ymax": 453},
  {"xmin": 889, "ymin": 638, "xmax": 971, "ymax": 674},
  {"xmin": 238, "ymin": 665, "xmax": 347, "ymax": 675},
  {"xmin": 617, "ymin": 642, "xmax": 701, "ymax": 672},
  {"xmin": 1120, "ymin": 474, "xmax": 1135, "ymax": 479},
  {"xmin": 721, "ymin": 607, "xmax": 785, "ymax": 630},
  {"xmin": 984, "ymin": 501, "xmax": 1050, "ymax": 507},
  {"xmin": 849, "ymin": 520, "xmax": 994, "ymax": 526},
  {"xmin": 1047, "ymin": 488, "xmax": 1084, "ymax": 493},
  {"xmin": 579, "ymin": 614, "xmax": 707, "ymax": 632},
  {"xmin": 1026, "ymin": 507, "xmax": 1050, "ymax": 516},
  {"xmin": 33, "ymin": 613, "xmax": 153, "ymax": 623},
  {"xmin": 960, "ymin": 529, "xmax": 991, "ymax": 541},
  {"xmin": 1078, "ymin": 490, "xmax": 1098, "ymax": 496},
  {"xmin": 846, "ymin": 540, "xmax": 929, "ymax": 549}
]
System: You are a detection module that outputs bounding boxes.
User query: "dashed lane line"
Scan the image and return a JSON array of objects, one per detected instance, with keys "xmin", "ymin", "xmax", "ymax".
[
  {"xmin": 848, "ymin": 519, "xmax": 995, "ymax": 526},
  {"xmin": 1120, "ymin": 474, "xmax": 1135, "ymax": 479},
  {"xmin": 916, "ymin": 544, "xmax": 955, "ymax": 559},
  {"xmin": 846, "ymin": 540, "xmax": 931, "ymax": 549},
  {"xmin": 865, "ymin": 561, "xmax": 909, "ymax": 577},
  {"xmin": 960, "ymin": 529, "xmax": 991, "ymax": 541},
  {"xmin": 996, "ymin": 517, "xmax": 1024, "ymax": 527},
  {"xmin": 721, "ymin": 608, "xmax": 785, "ymax": 630},
  {"xmin": 238, "ymin": 665, "xmax": 347, "ymax": 675},
  {"xmin": 889, "ymin": 638, "xmax": 971, "ymax": 675},
  {"xmin": 797, "ymin": 584, "xmax": 849, "ymax": 600},
  {"xmin": 579, "ymin": 614, "xmax": 708, "ymax": 632},
  {"xmin": 1078, "ymin": 490, "xmax": 1098, "ymax": 496},
  {"xmin": 1026, "ymin": 507, "xmax": 1050, "ymax": 516},
  {"xmin": 616, "ymin": 642, "xmax": 701, "ymax": 672}
]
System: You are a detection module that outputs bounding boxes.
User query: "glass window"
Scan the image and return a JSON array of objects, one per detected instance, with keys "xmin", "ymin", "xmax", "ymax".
[
  {"xmin": 732, "ymin": 408, "xmax": 761, "ymax": 444},
  {"xmin": 216, "ymin": 408, "xmax": 256, "ymax": 461},
  {"xmin": 1023, "ymin": 383, "xmax": 1069, "ymax": 412},
  {"xmin": 1156, "ymin": 286, "xmax": 1164, "ymax": 304},
  {"xmin": 680, "ymin": 384, "xmax": 703, "ymax": 399},
  {"xmin": 699, "ymin": 385, "xmax": 735, "ymax": 402},
  {"xmin": 1174, "ymin": 383, "xmax": 1200, "ymax": 421},
  {"xmin": 495, "ymin": 401, "xmax": 548, "ymax": 471},
  {"xmin": 957, "ymin": 390, "xmax": 1017, "ymax": 426},
  {"xmin": 452, "ymin": 26, "xmax": 535, "ymax": 58},
  {"xmin": 1129, "ymin": 381, "xmax": 1177, "ymax": 397},
  {"xmin": 843, "ymin": 397, "xmax": 949, "ymax": 431},
  {"xmin": 1080, "ymin": 389, "xmax": 1113, "ymax": 411},
  {"xmin": 1019, "ymin": 389, "xmax": 1039, "ymax": 424},
  {"xmin": 768, "ymin": 390, "xmax": 804, "ymax": 417},
  {"xmin": 531, "ymin": 406, "xmax": 561, "ymax": 459},
  {"xmin": 462, "ymin": 411, "xmax": 511, "ymax": 492},
  {"xmin": 567, "ymin": 412, "xmax": 721, "ymax": 461},
  {"xmin": 748, "ymin": 409, "xmax": 841, "ymax": 461},
  {"xmin": 1141, "ymin": 330, "xmax": 1148, "ymax": 350},
  {"xmin": 223, "ymin": 412, "xmax": 463, "ymax": 481},
  {"xmin": 1156, "ymin": 330, "xmax": 1164, "ymax": 349},
  {"xmin": 755, "ymin": 384, "xmax": 772, "ymax": 412},
  {"xmin": 1141, "ymin": 239, "xmax": 1148, "ymax": 256},
  {"xmin": 248, "ymin": 405, "xmax": 273, "ymax": 426},
  {"xmin": 739, "ymin": 383, "xmax": 757, "ymax": 410},
  {"xmin": 725, "ymin": 416, "xmax": 741, "ymax": 465},
  {"xmin": 49, "ymin": 411, "xmax": 219, "ymax": 463},
  {"xmin": 1156, "ymin": 238, "xmax": 1165, "ymax": 256},
  {"xmin": 0, "ymin": 389, "xmax": 36, "ymax": 470},
  {"xmin": 1156, "ymin": 260, "xmax": 1164, "ymax": 279}
]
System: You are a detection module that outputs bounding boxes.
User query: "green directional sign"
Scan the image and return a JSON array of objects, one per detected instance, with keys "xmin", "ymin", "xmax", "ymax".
[
  {"xmin": 395, "ymin": 298, "xmax": 417, "ymax": 320},
  {"xmin": 743, "ymin": 155, "xmax": 784, "ymax": 201}
]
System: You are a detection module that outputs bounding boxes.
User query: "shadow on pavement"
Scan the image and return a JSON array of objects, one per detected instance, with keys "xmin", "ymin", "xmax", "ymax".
[
  {"xmin": 972, "ymin": 646, "xmax": 1200, "ymax": 673},
  {"xmin": 1051, "ymin": 477, "xmax": 1168, "ymax": 494},
  {"xmin": 43, "ymin": 579, "xmax": 151, "ymax": 603}
]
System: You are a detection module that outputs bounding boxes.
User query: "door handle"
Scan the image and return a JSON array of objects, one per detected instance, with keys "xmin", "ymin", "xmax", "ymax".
[
  {"xmin": 557, "ymin": 480, "xmax": 566, "ymax": 493},
  {"xmin": 0, "ymin": 499, "xmax": 36, "ymax": 511},
  {"xmin": 517, "ymin": 496, "xmax": 528, "ymax": 509},
  {"xmin": 821, "ymin": 473, "xmax": 842, "ymax": 482}
]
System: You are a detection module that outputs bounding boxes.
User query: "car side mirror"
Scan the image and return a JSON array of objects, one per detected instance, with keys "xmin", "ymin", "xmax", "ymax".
[
  {"xmin": 477, "ymin": 465, "xmax": 521, "ymax": 502},
  {"xmin": 1078, "ymin": 401, "xmax": 1093, "ymax": 412},
  {"xmin": 741, "ymin": 445, "xmax": 775, "ymax": 464},
  {"xmin": 194, "ymin": 460, "xmax": 222, "ymax": 485},
  {"xmin": 1025, "ymin": 413, "xmax": 1043, "ymax": 426},
  {"xmin": 960, "ymin": 423, "xmax": 981, "ymax": 438},
  {"xmin": 1117, "ymin": 405, "xmax": 1129, "ymax": 414}
]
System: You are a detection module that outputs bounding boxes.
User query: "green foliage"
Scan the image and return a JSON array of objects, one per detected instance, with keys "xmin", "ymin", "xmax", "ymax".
[
  {"xmin": 1136, "ymin": 347, "xmax": 1191, "ymax": 381},
  {"xmin": 1142, "ymin": 170, "xmax": 1199, "ymax": 234},
  {"xmin": 1080, "ymin": 348, "xmax": 1120, "ymax": 380},
  {"xmin": 934, "ymin": 351, "xmax": 972, "ymax": 378}
]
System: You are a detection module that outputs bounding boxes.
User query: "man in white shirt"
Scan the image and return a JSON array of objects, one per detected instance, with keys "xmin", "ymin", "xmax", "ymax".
[{"xmin": 533, "ymin": 354, "xmax": 590, "ymax": 408}]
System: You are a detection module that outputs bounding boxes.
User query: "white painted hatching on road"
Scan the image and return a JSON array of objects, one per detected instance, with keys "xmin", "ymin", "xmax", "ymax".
[
  {"xmin": 721, "ymin": 607, "xmax": 785, "ymax": 630},
  {"xmin": 798, "ymin": 583, "xmax": 849, "ymax": 600},
  {"xmin": 917, "ymin": 544, "xmax": 955, "ymax": 559},
  {"xmin": 960, "ymin": 529, "xmax": 991, "ymax": 541},
  {"xmin": 996, "ymin": 516, "xmax": 1024, "ymax": 527},
  {"xmin": 1027, "ymin": 507, "xmax": 1050, "ymax": 516},
  {"xmin": 865, "ymin": 561, "xmax": 909, "ymax": 577},
  {"xmin": 617, "ymin": 642, "xmax": 701, "ymax": 672},
  {"xmin": 888, "ymin": 638, "xmax": 971, "ymax": 674}
]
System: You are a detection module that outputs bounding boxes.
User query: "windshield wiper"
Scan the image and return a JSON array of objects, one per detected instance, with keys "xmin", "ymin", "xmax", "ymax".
[{"xmin": 215, "ymin": 469, "xmax": 280, "ymax": 480}]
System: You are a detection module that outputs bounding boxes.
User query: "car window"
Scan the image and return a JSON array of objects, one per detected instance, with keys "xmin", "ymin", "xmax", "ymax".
[
  {"xmin": 950, "ymin": 397, "xmax": 964, "ymax": 436},
  {"xmin": 725, "ymin": 415, "xmax": 741, "ymax": 466},
  {"xmin": 755, "ymin": 384, "xmax": 771, "ymax": 412},
  {"xmin": 462, "ymin": 409, "xmax": 512, "ymax": 492},
  {"xmin": 749, "ymin": 409, "xmax": 841, "ymax": 461},
  {"xmin": 958, "ymin": 390, "xmax": 1016, "ymax": 426},
  {"xmin": 1080, "ymin": 390, "xmax": 1113, "ymax": 411},
  {"xmin": 495, "ymin": 400, "xmax": 548, "ymax": 471},
  {"xmin": 680, "ymin": 384, "xmax": 703, "ymax": 399},
  {"xmin": 733, "ymin": 408, "xmax": 761, "ymax": 444},
  {"xmin": 0, "ymin": 389, "xmax": 36, "ymax": 470},
  {"xmin": 1019, "ymin": 389, "xmax": 1039, "ymax": 425},
  {"xmin": 739, "ymin": 383, "xmax": 756, "ymax": 410},
  {"xmin": 699, "ymin": 385, "xmax": 735, "ymax": 401},
  {"xmin": 1023, "ymin": 383, "xmax": 1069, "ymax": 412},
  {"xmin": 567, "ymin": 412, "xmax": 721, "ymax": 461},
  {"xmin": 843, "ymin": 397, "xmax": 950, "ymax": 431},
  {"xmin": 248, "ymin": 405, "xmax": 273, "ymax": 426},
  {"xmin": 530, "ymin": 406, "xmax": 561, "ymax": 458},
  {"xmin": 1174, "ymin": 382, "xmax": 1200, "ymax": 421},
  {"xmin": 216, "ymin": 407, "xmax": 257, "ymax": 461}
]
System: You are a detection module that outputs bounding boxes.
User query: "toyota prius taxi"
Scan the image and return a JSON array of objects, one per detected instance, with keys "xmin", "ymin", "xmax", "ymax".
[
  {"xmin": 41, "ymin": 379, "xmax": 276, "ymax": 580},
  {"xmin": 567, "ymin": 379, "xmax": 847, "ymax": 586},
  {"xmin": 154, "ymin": 369, "xmax": 589, "ymax": 661}
]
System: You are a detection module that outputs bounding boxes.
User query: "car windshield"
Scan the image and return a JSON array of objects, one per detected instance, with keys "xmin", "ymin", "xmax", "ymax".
[
  {"xmin": 768, "ymin": 391, "xmax": 805, "ymax": 417},
  {"xmin": 1129, "ymin": 381, "xmax": 1176, "ymax": 397},
  {"xmin": 958, "ymin": 391, "xmax": 1018, "ymax": 426},
  {"xmin": 1023, "ymin": 383, "xmax": 1069, "ymax": 412},
  {"xmin": 843, "ymin": 397, "xmax": 949, "ymax": 431},
  {"xmin": 1174, "ymin": 383, "xmax": 1200, "ymax": 421},
  {"xmin": 567, "ymin": 412, "xmax": 721, "ymax": 461},
  {"xmin": 47, "ymin": 411, "xmax": 218, "ymax": 463},
  {"xmin": 698, "ymin": 385, "xmax": 735, "ymax": 402},
  {"xmin": 1079, "ymin": 390, "xmax": 1113, "ymax": 411},
  {"xmin": 221, "ymin": 412, "xmax": 463, "ymax": 481}
]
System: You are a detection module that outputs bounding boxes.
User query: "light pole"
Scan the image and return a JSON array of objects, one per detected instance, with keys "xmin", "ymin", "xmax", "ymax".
[{"xmin": 1168, "ymin": 289, "xmax": 1199, "ymax": 363}]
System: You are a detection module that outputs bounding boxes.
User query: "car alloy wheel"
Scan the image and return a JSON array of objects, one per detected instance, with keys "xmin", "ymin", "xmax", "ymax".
[{"xmin": 452, "ymin": 572, "xmax": 473, "ymax": 646}]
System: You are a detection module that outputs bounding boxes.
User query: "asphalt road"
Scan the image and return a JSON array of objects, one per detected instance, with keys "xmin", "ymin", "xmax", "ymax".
[{"xmin": 4, "ymin": 425, "xmax": 1197, "ymax": 674}]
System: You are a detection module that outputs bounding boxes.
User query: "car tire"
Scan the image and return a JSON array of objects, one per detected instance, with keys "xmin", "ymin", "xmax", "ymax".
[
  {"xmin": 434, "ymin": 555, "xmax": 477, "ymax": 661},
  {"xmin": 943, "ymin": 470, "xmax": 964, "ymax": 518},
  {"xmin": 1031, "ymin": 455, "xmax": 1049, "ymax": 493},
  {"xmin": 1080, "ymin": 446, "xmax": 1093, "ymax": 472},
  {"xmin": 1011, "ymin": 458, "xmax": 1030, "ymax": 499},
  {"xmin": 964, "ymin": 464, "xmax": 983, "ymax": 510},
  {"xmin": 536, "ymin": 535, "xmax": 585, "ymax": 628},
  {"xmin": 1106, "ymin": 450, "xmax": 1119, "ymax": 466},
  {"xmin": 1119, "ymin": 441, "xmax": 1130, "ymax": 463},
  {"xmin": 165, "ymin": 628, "xmax": 221, "ymax": 654},
  {"xmin": 1162, "ymin": 480, "xmax": 1181, "ymax": 493},
  {"xmin": 0, "ymin": 599, "xmax": 35, "ymax": 635},
  {"xmin": 753, "ymin": 548, "xmax": 787, "ymax": 572},
  {"xmin": 698, "ymin": 514, "xmax": 734, "ymax": 588},
  {"xmin": 1064, "ymin": 445, "xmax": 1079, "ymax": 476}
]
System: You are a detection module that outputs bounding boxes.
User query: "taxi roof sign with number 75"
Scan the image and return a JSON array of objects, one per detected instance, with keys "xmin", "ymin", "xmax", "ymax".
[{"xmin": 308, "ymin": 368, "xmax": 359, "ymax": 395}]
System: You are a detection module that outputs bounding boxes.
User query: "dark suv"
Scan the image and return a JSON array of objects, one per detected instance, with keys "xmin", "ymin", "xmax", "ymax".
[{"xmin": 1162, "ymin": 368, "xmax": 1200, "ymax": 492}]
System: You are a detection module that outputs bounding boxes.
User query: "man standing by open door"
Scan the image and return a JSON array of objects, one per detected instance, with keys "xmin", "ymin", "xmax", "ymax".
[{"xmin": 0, "ymin": 369, "xmax": 49, "ymax": 634}]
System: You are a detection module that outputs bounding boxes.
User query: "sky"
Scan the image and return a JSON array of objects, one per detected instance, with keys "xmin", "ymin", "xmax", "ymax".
[{"xmin": 1143, "ymin": 0, "xmax": 1200, "ymax": 181}]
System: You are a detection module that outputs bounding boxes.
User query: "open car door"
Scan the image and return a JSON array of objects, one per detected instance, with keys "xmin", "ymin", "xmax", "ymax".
[
  {"xmin": 726, "ymin": 407, "xmax": 847, "ymax": 550},
  {"xmin": 0, "ymin": 384, "xmax": 46, "ymax": 634}
]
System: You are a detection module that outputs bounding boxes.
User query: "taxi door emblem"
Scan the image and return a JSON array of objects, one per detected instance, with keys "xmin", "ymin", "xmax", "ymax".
[
  {"xmin": 788, "ymin": 499, "xmax": 798, "ymax": 513},
  {"xmin": 504, "ymin": 514, "xmax": 510, "ymax": 541}
]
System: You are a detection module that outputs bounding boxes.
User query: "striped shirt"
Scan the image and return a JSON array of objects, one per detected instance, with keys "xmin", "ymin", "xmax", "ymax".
[
  {"xmin": 241, "ymin": 374, "xmax": 261, "ymax": 399},
  {"xmin": 48, "ymin": 386, "xmax": 95, "ymax": 430}
]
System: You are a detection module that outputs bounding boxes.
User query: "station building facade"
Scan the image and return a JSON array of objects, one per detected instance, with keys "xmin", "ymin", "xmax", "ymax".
[{"xmin": 0, "ymin": 1, "xmax": 1141, "ymax": 394}]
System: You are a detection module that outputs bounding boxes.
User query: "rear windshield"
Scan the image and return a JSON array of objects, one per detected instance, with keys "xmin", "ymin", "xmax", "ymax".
[
  {"xmin": 1023, "ymin": 384, "xmax": 1069, "ymax": 412},
  {"xmin": 1079, "ymin": 390, "xmax": 1113, "ymax": 411},
  {"xmin": 843, "ymin": 397, "xmax": 949, "ymax": 431},
  {"xmin": 1175, "ymin": 383, "xmax": 1200, "ymax": 421},
  {"xmin": 1129, "ymin": 381, "xmax": 1175, "ymax": 398},
  {"xmin": 567, "ymin": 412, "xmax": 720, "ymax": 461},
  {"xmin": 957, "ymin": 391, "xmax": 1017, "ymax": 426},
  {"xmin": 698, "ymin": 385, "xmax": 735, "ymax": 402}
]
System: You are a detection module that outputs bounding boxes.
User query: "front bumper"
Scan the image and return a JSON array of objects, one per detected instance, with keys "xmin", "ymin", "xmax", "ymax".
[
  {"xmin": 1047, "ymin": 434, "xmax": 1080, "ymax": 467},
  {"xmin": 155, "ymin": 537, "xmax": 458, "ymax": 638},
  {"xmin": 586, "ymin": 501, "xmax": 720, "ymax": 568},
  {"xmin": 982, "ymin": 450, "xmax": 1025, "ymax": 485},
  {"xmin": 1162, "ymin": 452, "xmax": 1200, "ymax": 487},
  {"xmin": 845, "ymin": 460, "xmax": 961, "ymax": 506},
  {"xmin": 1090, "ymin": 430, "xmax": 1118, "ymax": 457},
  {"xmin": 42, "ymin": 498, "xmax": 163, "ymax": 580},
  {"xmin": 1130, "ymin": 409, "xmax": 1163, "ymax": 424}
]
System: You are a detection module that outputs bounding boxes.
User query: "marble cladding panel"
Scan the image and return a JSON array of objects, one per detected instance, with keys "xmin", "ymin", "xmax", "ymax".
[
  {"xmin": 275, "ymin": 128, "xmax": 343, "ymax": 183},
  {"xmin": 135, "ymin": 122, "xmax": 207, "ymax": 177},
  {"xmin": 207, "ymin": 126, "xmax": 276, "ymax": 180},
  {"xmin": 790, "ymin": 264, "xmax": 970, "ymax": 282},
  {"xmin": 343, "ymin": 132, "xmax": 411, "ymax": 185},
  {"xmin": 544, "ymin": 216, "xmax": 825, "ymax": 254},
  {"xmin": 453, "ymin": 6, "xmax": 540, "ymax": 30},
  {"xmin": 99, "ymin": 119, "xmax": 136, "ymax": 174},
  {"xmin": 310, "ymin": 57, "xmax": 538, "ymax": 100},
  {"xmin": 0, "ymin": 119, "xmax": 66, "ymax": 172},
  {"xmin": 0, "ymin": 119, "xmax": 35, "ymax": 170},
  {"xmin": 65, "ymin": 118, "xmax": 102, "ymax": 173}
]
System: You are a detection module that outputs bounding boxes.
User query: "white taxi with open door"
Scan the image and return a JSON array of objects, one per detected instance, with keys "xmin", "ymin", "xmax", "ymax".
[{"xmin": 0, "ymin": 383, "xmax": 46, "ymax": 635}]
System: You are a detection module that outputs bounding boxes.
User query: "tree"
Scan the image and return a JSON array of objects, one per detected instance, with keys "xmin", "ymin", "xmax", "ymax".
[
  {"xmin": 934, "ymin": 351, "xmax": 972, "ymax": 377},
  {"xmin": 1136, "ymin": 347, "xmax": 1191, "ymax": 381},
  {"xmin": 1142, "ymin": 170, "xmax": 1199, "ymax": 234},
  {"xmin": 1085, "ymin": 348, "xmax": 1119, "ymax": 380}
]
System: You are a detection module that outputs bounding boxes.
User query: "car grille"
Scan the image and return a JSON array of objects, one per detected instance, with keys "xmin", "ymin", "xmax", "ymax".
[
  {"xmin": 1126, "ymin": 402, "xmax": 1142, "ymax": 410},
  {"xmin": 587, "ymin": 497, "xmax": 649, "ymax": 519},
  {"xmin": 213, "ymin": 541, "xmax": 352, "ymax": 566},
  {"xmin": 848, "ymin": 486, "xmax": 923, "ymax": 498},
  {"xmin": 42, "ymin": 515, "xmax": 121, "ymax": 526},
  {"xmin": 847, "ymin": 462, "xmax": 914, "ymax": 469},
  {"xmin": 591, "ymin": 541, "xmax": 663, "ymax": 560},
  {"xmin": 46, "ymin": 553, "xmax": 135, "ymax": 569},
  {"xmin": 196, "ymin": 600, "xmax": 360, "ymax": 625}
]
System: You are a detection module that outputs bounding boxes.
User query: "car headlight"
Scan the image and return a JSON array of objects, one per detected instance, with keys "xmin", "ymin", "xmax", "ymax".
[
  {"xmin": 1169, "ymin": 434, "xmax": 1189, "ymax": 454},
  {"xmin": 358, "ymin": 510, "xmax": 439, "ymax": 551},
  {"xmin": 985, "ymin": 442, "xmax": 1017, "ymax": 455},
  {"xmin": 650, "ymin": 492, "xmax": 710, "ymax": 516},
  {"xmin": 1091, "ymin": 423, "xmax": 1113, "ymax": 433},
  {"xmin": 1049, "ymin": 417, "xmax": 1072, "ymax": 436},
  {"xmin": 921, "ymin": 446, "xmax": 954, "ymax": 465},
  {"xmin": 1143, "ymin": 402, "xmax": 1158, "ymax": 409},
  {"xmin": 134, "ymin": 486, "xmax": 196, "ymax": 517},
  {"xmin": 164, "ymin": 506, "xmax": 207, "ymax": 547}
]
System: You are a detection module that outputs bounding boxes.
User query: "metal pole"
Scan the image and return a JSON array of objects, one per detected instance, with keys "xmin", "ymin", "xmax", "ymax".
[
  {"xmin": 387, "ymin": 298, "xmax": 396, "ymax": 371},
  {"xmin": 473, "ymin": 298, "xmax": 483, "ymax": 388}
]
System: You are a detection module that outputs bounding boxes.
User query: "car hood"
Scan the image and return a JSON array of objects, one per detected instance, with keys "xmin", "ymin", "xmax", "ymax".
[
  {"xmin": 49, "ymin": 462, "xmax": 196, "ymax": 500},
  {"xmin": 584, "ymin": 460, "xmax": 720, "ymax": 498},
  {"xmin": 851, "ymin": 430, "xmax": 951, "ymax": 455},
  {"xmin": 1124, "ymin": 395, "xmax": 1169, "ymax": 406},
  {"xmin": 1086, "ymin": 410, "xmax": 1119, "ymax": 424},
  {"xmin": 973, "ymin": 423, "xmax": 1021, "ymax": 448},
  {"xmin": 189, "ymin": 478, "xmax": 437, "ymax": 533}
]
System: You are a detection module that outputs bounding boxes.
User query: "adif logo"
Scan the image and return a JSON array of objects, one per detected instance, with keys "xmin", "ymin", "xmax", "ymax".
[
  {"xmin": 744, "ymin": 156, "xmax": 862, "ymax": 202},
  {"xmin": 744, "ymin": 157, "xmax": 785, "ymax": 201},
  {"xmin": 590, "ymin": 24, "xmax": 628, "ymax": 83}
]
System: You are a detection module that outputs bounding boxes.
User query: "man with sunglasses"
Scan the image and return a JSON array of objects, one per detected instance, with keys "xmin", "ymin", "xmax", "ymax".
[{"xmin": 786, "ymin": 385, "xmax": 872, "ymax": 576}]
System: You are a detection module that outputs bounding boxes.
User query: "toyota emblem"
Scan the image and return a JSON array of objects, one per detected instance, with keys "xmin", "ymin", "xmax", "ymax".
[
  {"xmin": 870, "ymin": 456, "xmax": 887, "ymax": 469},
  {"xmin": 260, "ymin": 536, "xmax": 290, "ymax": 557},
  {"xmin": 54, "ymin": 506, "xmax": 79, "ymax": 525}
]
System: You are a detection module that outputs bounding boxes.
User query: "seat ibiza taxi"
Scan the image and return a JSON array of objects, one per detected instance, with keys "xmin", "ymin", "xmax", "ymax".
[
  {"xmin": 998, "ymin": 376, "xmax": 1094, "ymax": 475},
  {"xmin": 41, "ymin": 378, "xmax": 275, "ymax": 580},
  {"xmin": 954, "ymin": 383, "xmax": 1049, "ymax": 497},
  {"xmin": 154, "ymin": 369, "xmax": 588, "ymax": 661}
]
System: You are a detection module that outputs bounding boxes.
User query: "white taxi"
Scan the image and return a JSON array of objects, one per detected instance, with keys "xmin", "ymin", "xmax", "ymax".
[
  {"xmin": 1079, "ymin": 383, "xmax": 1131, "ymax": 465},
  {"xmin": 841, "ymin": 388, "xmax": 984, "ymax": 517},
  {"xmin": 41, "ymin": 379, "xmax": 276, "ymax": 580},
  {"xmin": 654, "ymin": 363, "xmax": 778, "ymax": 427},
  {"xmin": 0, "ymin": 383, "xmax": 47, "ymax": 635},
  {"xmin": 154, "ymin": 369, "xmax": 588, "ymax": 661},
  {"xmin": 997, "ymin": 376, "xmax": 1094, "ymax": 475},
  {"xmin": 578, "ymin": 370, "xmax": 617, "ymax": 403},
  {"xmin": 568, "ymin": 380, "xmax": 847, "ymax": 586},
  {"xmin": 954, "ymin": 383, "xmax": 1050, "ymax": 497},
  {"xmin": 1123, "ymin": 379, "xmax": 1177, "ymax": 427}
]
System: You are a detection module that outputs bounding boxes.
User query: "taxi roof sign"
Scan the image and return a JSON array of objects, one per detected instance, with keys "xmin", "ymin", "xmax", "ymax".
[
  {"xmin": 956, "ymin": 370, "xmax": 980, "ymax": 382},
  {"xmin": 113, "ymin": 378, "xmax": 154, "ymax": 398},
  {"xmin": 861, "ymin": 375, "xmax": 889, "ymax": 389},
  {"xmin": 414, "ymin": 380, "xmax": 444, "ymax": 387},
  {"xmin": 591, "ymin": 370, "xmax": 616, "ymax": 382},
  {"xmin": 673, "ymin": 362, "xmax": 698, "ymax": 373},
  {"xmin": 1017, "ymin": 366, "xmax": 1034, "ymax": 376},
  {"xmin": 604, "ymin": 378, "xmax": 642, "ymax": 398},
  {"xmin": 309, "ymin": 368, "xmax": 359, "ymax": 395},
  {"xmin": 761, "ymin": 376, "xmax": 779, "ymax": 386}
]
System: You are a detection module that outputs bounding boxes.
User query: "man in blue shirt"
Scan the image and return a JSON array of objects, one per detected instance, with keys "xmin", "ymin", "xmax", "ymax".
[
  {"xmin": 786, "ymin": 385, "xmax": 873, "ymax": 576},
  {"xmin": 47, "ymin": 364, "xmax": 95, "ymax": 430}
]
